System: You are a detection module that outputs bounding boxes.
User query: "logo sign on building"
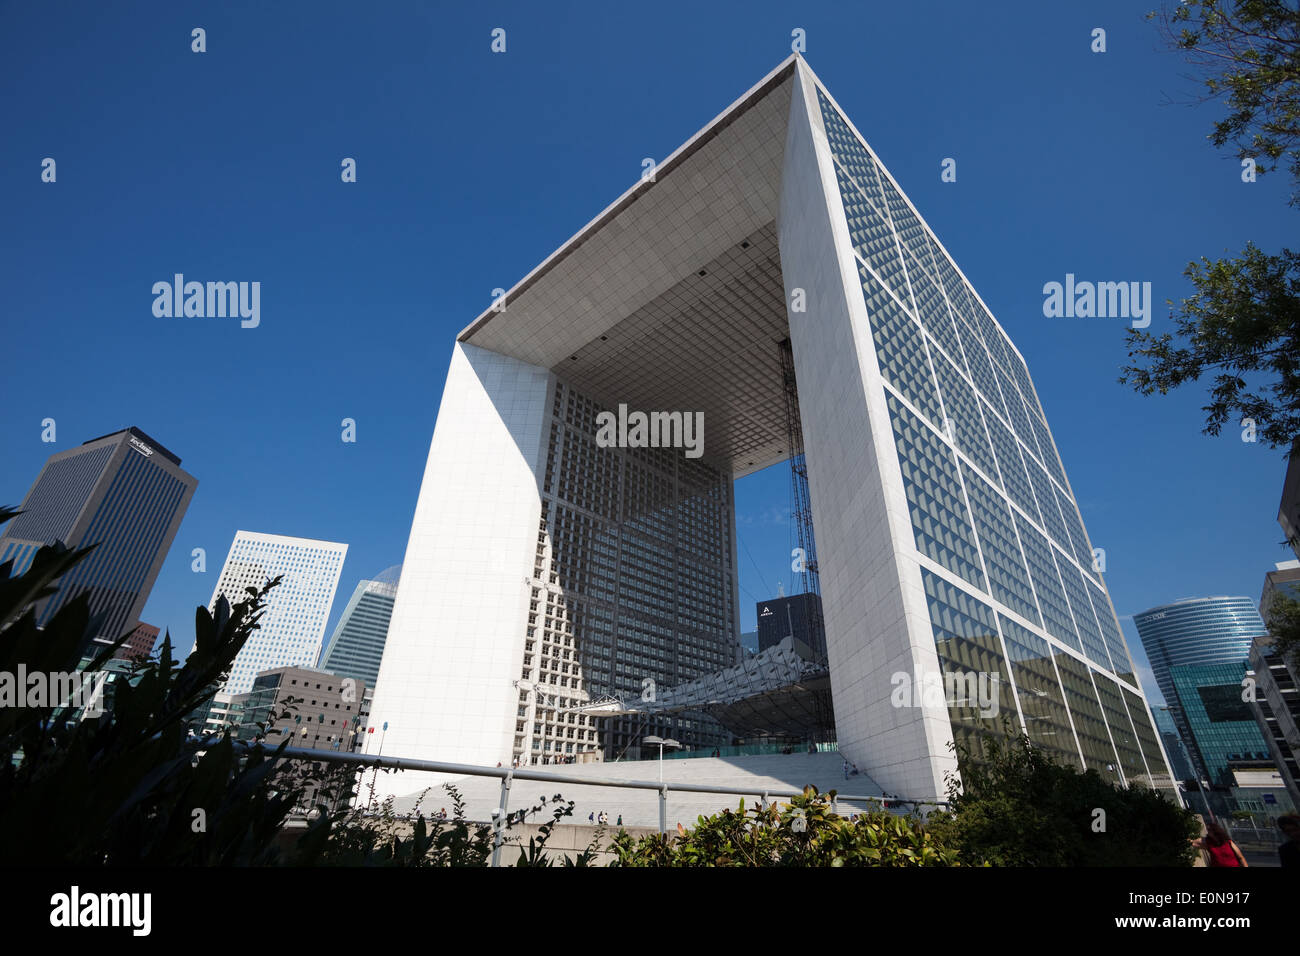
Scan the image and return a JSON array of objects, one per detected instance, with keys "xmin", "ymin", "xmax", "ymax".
[{"xmin": 128, "ymin": 436, "xmax": 154, "ymax": 458}]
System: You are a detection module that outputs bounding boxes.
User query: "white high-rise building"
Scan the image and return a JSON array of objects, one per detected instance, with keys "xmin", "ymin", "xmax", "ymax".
[
  {"xmin": 210, "ymin": 531, "xmax": 348, "ymax": 696},
  {"xmin": 370, "ymin": 55, "xmax": 1175, "ymax": 802}
]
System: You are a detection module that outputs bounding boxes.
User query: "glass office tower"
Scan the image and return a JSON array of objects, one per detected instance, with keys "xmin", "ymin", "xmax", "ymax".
[
  {"xmin": 318, "ymin": 567, "xmax": 401, "ymax": 689},
  {"xmin": 1168, "ymin": 661, "xmax": 1273, "ymax": 786},
  {"xmin": 1151, "ymin": 704, "xmax": 1196, "ymax": 783},
  {"xmin": 0, "ymin": 427, "xmax": 197, "ymax": 653},
  {"xmin": 757, "ymin": 592, "xmax": 825, "ymax": 659},
  {"xmin": 1134, "ymin": 595, "xmax": 1267, "ymax": 780}
]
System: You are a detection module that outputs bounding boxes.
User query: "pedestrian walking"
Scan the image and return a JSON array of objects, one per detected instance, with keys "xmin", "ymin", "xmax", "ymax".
[
  {"xmin": 1276, "ymin": 815, "xmax": 1300, "ymax": 867},
  {"xmin": 1192, "ymin": 821, "xmax": 1248, "ymax": 867}
]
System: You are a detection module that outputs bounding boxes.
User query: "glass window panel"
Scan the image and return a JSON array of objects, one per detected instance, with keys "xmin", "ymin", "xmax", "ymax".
[
  {"xmin": 861, "ymin": 268, "xmax": 943, "ymax": 427},
  {"xmin": 1014, "ymin": 513, "xmax": 1079, "ymax": 653},
  {"xmin": 999, "ymin": 614, "xmax": 1081, "ymax": 768},
  {"xmin": 932, "ymin": 352, "xmax": 999, "ymax": 486},
  {"xmin": 889, "ymin": 395, "xmax": 986, "ymax": 591},
  {"xmin": 1053, "ymin": 650, "xmax": 1124, "ymax": 786},
  {"xmin": 961, "ymin": 461, "xmax": 1041, "ymax": 626},
  {"xmin": 1093, "ymin": 672, "xmax": 1148, "ymax": 788},
  {"xmin": 921, "ymin": 570, "xmax": 1015, "ymax": 766}
]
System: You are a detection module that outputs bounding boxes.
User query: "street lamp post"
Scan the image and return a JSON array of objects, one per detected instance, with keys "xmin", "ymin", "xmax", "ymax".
[
  {"xmin": 643, "ymin": 735, "xmax": 680, "ymax": 832},
  {"xmin": 642, "ymin": 735, "xmax": 682, "ymax": 782}
]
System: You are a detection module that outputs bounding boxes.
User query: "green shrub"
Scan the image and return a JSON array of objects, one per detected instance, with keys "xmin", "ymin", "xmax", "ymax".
[
  {"xmin": 609, "ymin": 786, "xmax": 962, "ymax": 867},
  {"xmin": 0, "ymin": 507, "xmax": 582, "ymax": 866},
  {"xmin": 0, "ymin": 506, "xmax": 306, "ymax": 865},
  {"xmin": 926, "ymin": 733, "xmax": 1200, "ymax": 867}
]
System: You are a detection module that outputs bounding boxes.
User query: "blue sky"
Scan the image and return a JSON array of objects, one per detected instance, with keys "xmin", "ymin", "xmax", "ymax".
[{"xmin": 1, "ymin": 1, "xmax": 1293, "ymax": 706}]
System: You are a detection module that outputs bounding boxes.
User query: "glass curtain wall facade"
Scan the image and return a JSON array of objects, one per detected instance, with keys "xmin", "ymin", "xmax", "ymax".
[
  {"xmin": 518, "ymin": 380, "xmax": 737, "ymax": 764},
  {"xmin": 1169, "ymin": 661, "xmax": 1273, "ymax": 786},
  {"xmin": 0, "ymin": 427, "xmax": 196, "ymax": 653},
  {"xmin": 815, "ymin": 90, "xmax": 1170, "ymax": 792},
  {"xmin": 318, "ymin": 570, "xmax": 400, "ymax": 688},
  {"xmin": 1152, "ymin": 704, "xmax": 1196, "ymax": 782},
  {"xmin": 1134, "ymin": 596, "xmax": 1267, "ymax": 780}
]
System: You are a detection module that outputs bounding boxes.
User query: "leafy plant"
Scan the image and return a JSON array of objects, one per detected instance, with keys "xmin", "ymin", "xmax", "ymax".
[
  {"xmin": 1120, "ymin": 244, "xmax": 1300, "ymax": 450},
  {"xmin": 927, "ymin": 733, "xmax": 1200, "ymax": 867},
  {"xmin": 0, "ymin": 506, "xmax": 592, "ymax": 868},
  {"xmin": 1265, "ymin": 589, "xmax": 1300, "ymax": 660},
  {"xmin": 1125, "ymin": 4, "xmax": 1300, "ymax": 449},
  {"xmin": 1151, "ymin": 0, "xmax": 1300, "ymax": 202},
  {"xmin": 0, "ymin": 505, "xmax": 307, "ymax": 865},
  {"xmin": 608, "ymin": 787, "xmax": 961, "ymax": 867},
  {"xmin": 291, "ymin": 783, "xmax": 498, "ymax": 866}
]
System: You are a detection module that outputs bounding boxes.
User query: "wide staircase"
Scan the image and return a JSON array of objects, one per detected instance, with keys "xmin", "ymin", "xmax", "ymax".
[{"xmin": 385, "ymin": 751, "xmax": 903, "ymax": 829}]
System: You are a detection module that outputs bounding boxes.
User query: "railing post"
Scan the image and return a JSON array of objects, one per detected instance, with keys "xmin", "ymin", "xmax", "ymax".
[
  {"xmin": 658, "ymin": 785, "xmax": 668, "ymax": 834},
  {"xmin": 490, "ymin": 770, "xmax": 512, "ymax": 868}
]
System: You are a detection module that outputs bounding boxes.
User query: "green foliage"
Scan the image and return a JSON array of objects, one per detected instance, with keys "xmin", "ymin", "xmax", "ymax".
[
  {"xmin": 291, "ymin": 784, "xmax": 498, "ymax": 866},
  {"xmin": 927, "ymin": 734, "xmax": 1200, "ymax": 867},
  {"xmin": 1127, "ymin": 4, "xmax": 1300, "ymax": 448},
  {"xmin": 513, "ymin": 798, "xmax": 599, "ymax": 867},
  {"xmin": 292, "ymin": 782, "xmax": 599, "ymax": 866},
  {"xmin": 1120, "ymin": 243, "xmax": 1300, "ymax": 450},
  {"xmin": 1265, "ymin": 589, "xmax": 1300, "ymax": 660},
  {"xmin": 1152, "ymin": 1, "xmax": 1300, "ymax": 201},
  {"xmin": 608, "ymin": 787, "xmax": 962, "ymax": 867},
  {"xmin": 0, "ymin": 506, "xmax": 591, "ymax": 867},
  {"xmin": 0, "ymin": 506, "xmax": 307, "ymax": 865}
]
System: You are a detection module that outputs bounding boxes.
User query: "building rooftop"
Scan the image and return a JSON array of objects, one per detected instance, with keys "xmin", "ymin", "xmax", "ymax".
[
  {"xmin": 1134, "ymin": 596, "xmax": 1256, "ymax": 618},
  {"xmin": 82, "ymin": 426, "xmax": 182, "ymax": 466}
]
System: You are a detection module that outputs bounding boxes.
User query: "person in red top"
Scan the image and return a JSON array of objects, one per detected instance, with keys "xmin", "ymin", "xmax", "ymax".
[{"xmin": 1192, "ymin": 821, "xmax": 1249, "ymax": 867}]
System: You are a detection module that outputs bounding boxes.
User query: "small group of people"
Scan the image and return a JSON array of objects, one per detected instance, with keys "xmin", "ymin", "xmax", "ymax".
[
  {"xmin": 511, "ymin": 754, "xmax": 577, "ymax": 766},
  {"xmin": 587, "ymin": 810, "xmax": 622, "ymax": 827}
]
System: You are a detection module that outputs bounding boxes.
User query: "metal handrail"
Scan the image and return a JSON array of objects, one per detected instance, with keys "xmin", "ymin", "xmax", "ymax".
[
  {"xmin": 192, "ymin": 735, "xmax": 946, "ymax": 806},
  {"xmin": 189, "ymin": 735, "xmax": 951, "ymax": 865}
]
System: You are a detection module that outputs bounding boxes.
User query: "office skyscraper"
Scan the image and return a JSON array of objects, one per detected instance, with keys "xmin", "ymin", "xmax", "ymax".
[
  {"xmin": 0, "ymin": 427, "xmax": 196, "ymax": 653},
  {"xmin": 370, "ymin": 56, "xmax": 1172, "ymax": 800},
  {"xmin": 1135, "ymin": 595, "xmax": 1268, "ymax": 780},
  {"xmin": 1151, "ymin": 704, "xmax": 1195, "ymax": 783},
  {"xmin": 756, "ymin": 592, "xmax": 824, "ymax": 660},
  {"xmin": 1168, "ymin": 660, "xmax": 1273, "ymax": 787},
  {"xmin": 317, "ymin": 566, "xmax": 401, "ymax": 689},
  {"xmin": 1249, "ymin": 562, "xmax": 1300, "ymax": 806},
  {"xmin": 210, "ymin": 531, "xmax": 347, "ymax": 696}
]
